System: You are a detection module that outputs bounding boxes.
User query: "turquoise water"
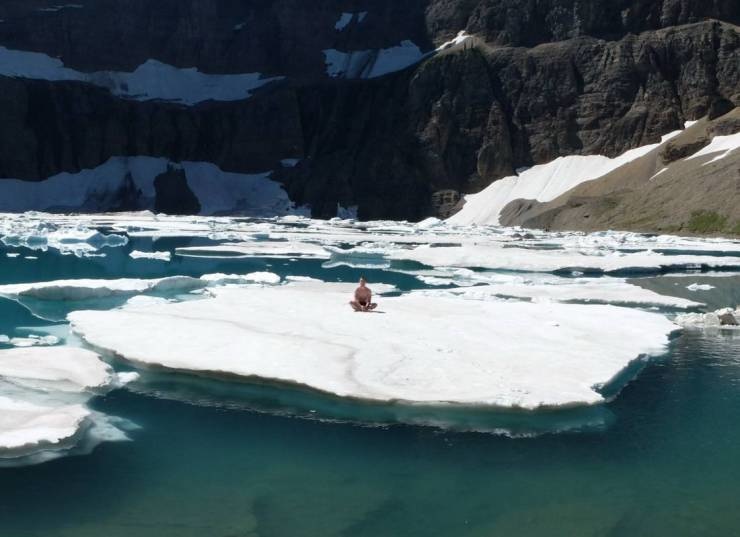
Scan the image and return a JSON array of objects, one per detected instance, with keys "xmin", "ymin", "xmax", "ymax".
[{"xmin": 2, "ymin": 235, "xmax": 740, "ymax": 536}]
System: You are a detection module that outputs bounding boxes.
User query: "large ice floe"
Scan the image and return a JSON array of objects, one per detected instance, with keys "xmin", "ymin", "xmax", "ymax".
[
  {"xmin": 0, "ymin": 46, "xmax": 281, "ymax": 105},
  {"xmin": 412, "ymin": 277, "xmax": 702, "ymax": 309},
  {"xmin": 0, "ymin": 346, "xmax": 134, "ymax": 465},
  {"xmin": 390, "ymin": 244, "xmax": 740, "ymax": 274},
  {"xmin": 69, "ymin": 281, "xmax": 678, "ymax": 409}
]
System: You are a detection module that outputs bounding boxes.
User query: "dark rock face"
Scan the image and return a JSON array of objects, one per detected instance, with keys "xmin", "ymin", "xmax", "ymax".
[
  {"xmin": 154, "ymin": 166, "xmax": 201, "ymax": 215},
  {"xmin": 81, "ymin": 173, "xmax": 143, "ymax": 212},
  {"xmin": 0, "ymin": 1, "xmax": 738, "ymax": 219}
]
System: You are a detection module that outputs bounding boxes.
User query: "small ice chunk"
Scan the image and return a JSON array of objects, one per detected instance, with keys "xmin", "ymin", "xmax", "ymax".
[
  {"xmin": 686, "ymin": 283, "xmax": 715, "ymax": 291},
  {"xmin": 676, "ymin": 308, "xmax": 740, "ymax": 329},
  {"xmin": 9, "ymin": 335, "xmax": 59, "ymax": 347},
  {"xmin": 115, "ymin": 372, "xmax": 140, "ymax": 386},
  {"xmin": 176, "ymin": 241, "xmax": 329, "ymax": 259},
  {"xmin": 129, "ymin": 250, "xmax": 171, "ymax": 261},
  {"xmin": 0, "ymin": 397, "xmax": 89, "ymax": 450},
  {"xmin": 200, "ymin": 272, "xmax": 281, "ymax": 285}
]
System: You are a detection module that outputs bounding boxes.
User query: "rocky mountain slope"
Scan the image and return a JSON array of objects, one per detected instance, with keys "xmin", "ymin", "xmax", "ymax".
[
  {"xmin": 499, "ymin": 108, "xmax": 740, "ymax": 235},
  {"xmin": 0, "ymin": 1, "xmax": 737, "ymax": 223}
]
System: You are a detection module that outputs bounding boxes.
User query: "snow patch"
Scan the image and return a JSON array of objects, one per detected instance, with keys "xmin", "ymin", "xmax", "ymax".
[
  {"xmin": 0, "ymin": 156, "xmax": 304, "ymax": 216},
  {"xmin": 686, "ymin": 132, "xmax": 740, "ymax": 165},
  {"xmin": 334, "ymin": 12, "xmax": 354, "ymax": 30},
  {"xmin": 0, "ymin": 47, "xmax": 281, "ymax": 105}
]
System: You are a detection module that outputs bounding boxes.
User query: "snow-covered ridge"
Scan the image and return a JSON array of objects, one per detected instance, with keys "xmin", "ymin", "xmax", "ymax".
[
  {"xmin": 68, "ymin": 281, "xmax": 677, "ymax": 409},
  {"xmin": 0, "ymin": 47, "xmax": 281, "ymax": 105},
  {"xmin": 0, "ymin": 156, "xmax": 307, "ymax": 216},
  {"xmin": 449, "ymin": 130, "xmax": 682, "ymax": 226}
]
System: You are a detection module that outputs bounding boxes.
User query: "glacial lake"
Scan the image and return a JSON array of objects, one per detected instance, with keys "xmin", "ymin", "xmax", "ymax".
[{"xmin": 1, "ymin": 214, "xmax": 739, "ymax": 536}]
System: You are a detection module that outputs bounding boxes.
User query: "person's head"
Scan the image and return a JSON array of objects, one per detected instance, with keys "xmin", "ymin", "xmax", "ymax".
[{"xmin": 359, "ymin": 276, "xmax": 366, "ymax": 287}]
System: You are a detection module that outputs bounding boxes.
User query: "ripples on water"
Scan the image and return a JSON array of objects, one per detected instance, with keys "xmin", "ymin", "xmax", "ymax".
[{"xmin": 1, "ymin": 229, "xmax": 740, "ymax": 536}]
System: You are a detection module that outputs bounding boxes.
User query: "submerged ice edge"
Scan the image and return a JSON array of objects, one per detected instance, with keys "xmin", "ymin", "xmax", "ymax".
[
  {"xmin": 0, "ymin": 347, "xmax": 138, "ymax": 465},
  {"xmin": 122, "ymin": 369, "xmax": 618, "ymax": 438}
]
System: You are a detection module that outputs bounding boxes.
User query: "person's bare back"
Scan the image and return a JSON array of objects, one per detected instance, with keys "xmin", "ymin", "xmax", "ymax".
[{"xmin": 349, "ymin": 277, "xmax": 377, "ymax": 312}]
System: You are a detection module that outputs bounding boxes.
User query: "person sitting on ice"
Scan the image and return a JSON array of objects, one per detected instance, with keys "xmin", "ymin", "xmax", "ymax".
[{"xmin": 350, "ymin": 276, "xmax": 377, "ymax": 312}]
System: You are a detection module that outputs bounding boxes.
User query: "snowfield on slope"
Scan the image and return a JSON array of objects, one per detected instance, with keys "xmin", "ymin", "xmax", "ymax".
[
  {"xmin": 69, "ymin": 282, "xmax": 677, "ymax": 409},
  {"xmin": 449, "ymin": 130, "xmax": 681, "ymax": 225}
]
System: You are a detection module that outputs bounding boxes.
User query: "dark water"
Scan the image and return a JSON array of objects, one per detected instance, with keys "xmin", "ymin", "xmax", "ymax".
[{"xmin": 1, "ymin": 238, "xmax": 740, "ymax": 536}]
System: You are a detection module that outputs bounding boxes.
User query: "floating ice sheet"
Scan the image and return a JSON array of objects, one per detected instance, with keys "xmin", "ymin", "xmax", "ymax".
[
  {"xmin": 0, "ymin": 347, "xmax": 130, "ymax": 462},
  {"xmin": 0, "ymin": 272, "xmax": 283, "ymax": 304},
  {"xmin": 390, "ymin": 244, "xmax": 740, "ymax": 274},
  {"xmin": 412, "ymin": 278, "xmax": 702, "ymax": 309},
  {"xmin": 175, "ymin": 241, "xmax": 330, "ymax": 259},
  {"xmin": 69, "ymin": 282, "xmax": 677, "ymax": 409}
]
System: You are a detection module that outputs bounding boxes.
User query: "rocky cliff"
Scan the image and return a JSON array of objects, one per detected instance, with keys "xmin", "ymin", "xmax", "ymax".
[{"xmin": 0, "ymin": 1, "xmax": 737, "ymax": 221}]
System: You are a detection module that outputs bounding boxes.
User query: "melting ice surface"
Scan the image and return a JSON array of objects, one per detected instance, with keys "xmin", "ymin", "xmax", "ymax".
[{"xmin": 1, "ymin": 212, "xmax": 740, "ymax": 535}]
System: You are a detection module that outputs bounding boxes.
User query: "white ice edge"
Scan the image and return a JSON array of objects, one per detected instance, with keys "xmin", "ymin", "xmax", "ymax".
[
  {"xmin": 0, "ymin": 346, "xmax": 131, "ymax": 455},
  {"xmin": 0, "ymin": 271, "xmax": 284, "ymax": 301}
]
